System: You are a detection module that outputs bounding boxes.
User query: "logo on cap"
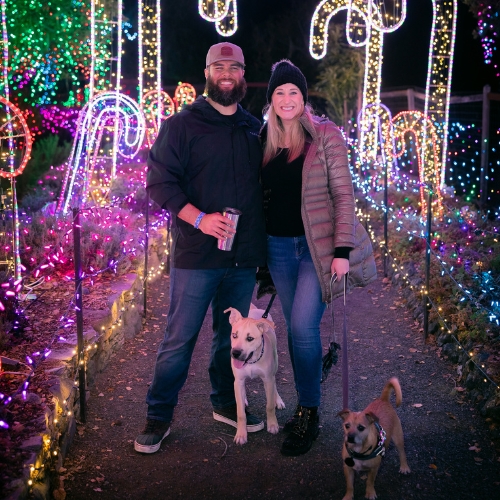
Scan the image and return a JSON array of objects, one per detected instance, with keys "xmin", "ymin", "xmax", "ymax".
[{"xmin": 220, "ymin": 46, "xmax": 233, "ymax": 56}]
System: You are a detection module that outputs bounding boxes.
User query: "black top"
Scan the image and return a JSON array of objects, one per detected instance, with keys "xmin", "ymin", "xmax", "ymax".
[
  {"xmin": 261, "ymin": 149, "xmax": 305, "ymax": 237},
  {"xmin": 146, "ymin": 96, "xmax": 267, "ymax": 269}
]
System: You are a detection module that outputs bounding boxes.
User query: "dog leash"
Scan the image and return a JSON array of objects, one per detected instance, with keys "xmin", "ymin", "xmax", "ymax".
[
  {"xmin": 323, "ymin": 274, "xmax": 349, "ymax": 409},
  {"xmin": 340, "ymin": 274, "xmax": 349, "ymax": 410},
  {"xmin": 261, "ymin": 293, "xmax": 276, "ymax": 319}
]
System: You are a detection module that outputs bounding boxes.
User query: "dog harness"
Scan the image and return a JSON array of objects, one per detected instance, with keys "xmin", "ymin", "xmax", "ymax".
[{"xmin": 344, "ymin": 422, "xmax": 387, "ymax": 467}]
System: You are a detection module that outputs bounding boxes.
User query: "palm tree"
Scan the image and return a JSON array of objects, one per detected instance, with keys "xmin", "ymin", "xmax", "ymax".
[{"xmin": 314, "ymin": 24, "xmax": 365, "ymax": 134}]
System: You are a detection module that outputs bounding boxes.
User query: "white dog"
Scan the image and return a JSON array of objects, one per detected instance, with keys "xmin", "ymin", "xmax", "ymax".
[{"xmin": 225, "ymin": 306, "xmax": 285, "ymax": 445}]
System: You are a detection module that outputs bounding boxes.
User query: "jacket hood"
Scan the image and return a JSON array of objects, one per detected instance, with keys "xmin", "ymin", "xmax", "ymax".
[{"xmin": 187, "ymin": 96, "xmax": 258, "ymax": 127}]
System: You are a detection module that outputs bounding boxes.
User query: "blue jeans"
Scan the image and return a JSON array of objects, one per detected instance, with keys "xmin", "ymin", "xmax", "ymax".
[
  {"xmin": 146, "ymin": 266, "xmax": 256, "ymax": 422},
  {"xmin": 267, "ymin": 235, "xmax": 325, "ymax": 408}
]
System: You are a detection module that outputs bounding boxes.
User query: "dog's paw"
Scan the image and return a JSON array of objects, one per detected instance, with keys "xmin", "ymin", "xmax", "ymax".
[
  {"xmin": 234, "ymin": 433, "xmax": 248, "ymax": 445},
  {"xmin": 267, "ymin": 422, "xmax": 279, "ymax": 435},
  {"xmin": 276, "ymin": 396, "xmax": 285, "ymax": 410},
  {"xmin": 399, "ymin": 465, "xmax": 411, "ymax": 474}
]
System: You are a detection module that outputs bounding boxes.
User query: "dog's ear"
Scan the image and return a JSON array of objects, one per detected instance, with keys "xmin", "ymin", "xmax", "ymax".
[
  {"xmin": 337, "ymin": 409, "xmax": 351, "ymax": 421},
  {"xmin": 365, "ymin": 411, "xmax": 379, "ymax": 425},
  {"xmin": 224, "ymin": 307, "xmax": 242, "ymax": 325},
  {"xmin": 256, "ymin": 318, "xmax": 274, "ymax": 333}
]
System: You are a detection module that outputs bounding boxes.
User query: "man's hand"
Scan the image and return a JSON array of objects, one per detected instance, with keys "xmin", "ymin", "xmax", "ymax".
[
  {"xmin": 331, "ymin": 258, "xmax": 349, "ymax": 282},
  {"xmin": 199, "ymin": 213, "xmax": 236, "ymax": 241},
  {"xmin": 177, "ymin": 203, "xmax": 237, "ymax": 241}
]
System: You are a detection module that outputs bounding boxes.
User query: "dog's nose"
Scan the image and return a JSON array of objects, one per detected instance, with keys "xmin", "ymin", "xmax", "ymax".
[
  {"xmin": 347, "ymin": 434, "xmax": 356, "ymax": 444},
  {"xmin": 232, "ymin": 349, "xmax": 242, "ymax": 359}
]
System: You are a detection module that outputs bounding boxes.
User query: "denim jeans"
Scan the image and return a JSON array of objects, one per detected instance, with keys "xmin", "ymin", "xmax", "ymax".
[
  {"xmin": 267, "ymin": 235, "xmax": 325, "ymax": 407},
  {"xmin": 146, "ymin": 266, "xmax": 256, "ymax": 422}
]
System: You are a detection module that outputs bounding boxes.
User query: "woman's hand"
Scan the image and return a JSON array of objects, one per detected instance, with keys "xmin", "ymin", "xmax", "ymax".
[{"xmin": 331, "ymin": 258, "xmax": 349, "ymax": 282}]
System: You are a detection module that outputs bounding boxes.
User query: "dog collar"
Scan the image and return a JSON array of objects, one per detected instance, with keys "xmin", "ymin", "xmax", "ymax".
[
  {"xmin": 344, "ymin": 422, "xmax": 387, "ymax": 467},
  {"xmin": 245, "ymin": 336, "xmax": 265, "ymax": 365}
]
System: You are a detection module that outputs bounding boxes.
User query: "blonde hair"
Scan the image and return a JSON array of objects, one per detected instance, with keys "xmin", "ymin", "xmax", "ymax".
[{"xmin": 262, "ymin": 103, "xmax": 315, "ymax": 166}]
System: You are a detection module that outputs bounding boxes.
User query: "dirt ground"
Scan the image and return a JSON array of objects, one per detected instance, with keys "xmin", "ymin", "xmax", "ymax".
[{"xmin": 61, "ymin": 267, "xmax": 500, "ymax": 500}]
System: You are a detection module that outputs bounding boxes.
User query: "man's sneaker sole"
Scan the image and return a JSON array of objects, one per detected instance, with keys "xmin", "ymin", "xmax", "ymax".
[
  {"xmin": 213, "ymin": 411, "xmax": 264, "ymax": 432},
  {"xmin": 134, "ymin": 427, "xmax": 171, "ymax": 454}
]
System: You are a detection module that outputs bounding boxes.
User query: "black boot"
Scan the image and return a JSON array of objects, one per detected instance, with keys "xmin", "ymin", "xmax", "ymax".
[
  {"xmin": 280, "ymin": 406, "xmax": 319, "ymax": 456},
  {"xmin": 283, "ymin": 403, "xmax": 301, "ymax": 433}
]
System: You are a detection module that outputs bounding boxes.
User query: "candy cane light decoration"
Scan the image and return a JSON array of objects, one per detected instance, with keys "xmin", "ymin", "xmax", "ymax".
[
  {"xmin": 385, "ymin": 110, "xmax": 442, "ymax": 213},
  {"xmin": 142, "ymin": 90, "xmax": 175, "ymax": 148},
  {"xmin": 199, "ymin": 0, "xmax": 238, "ymax": 37},
  {"xmin": 57, "ymin": 92, "xmax": 145, "ymax": 213},
  {"xmin": 310, "ymin": 1, "xmax": 455, "ymax": 206},
  {"xmin": 139, "ymin": 0, "xmax": 169, "ymax": 147}
]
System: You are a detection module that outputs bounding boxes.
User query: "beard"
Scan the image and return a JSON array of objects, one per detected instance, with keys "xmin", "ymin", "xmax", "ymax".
[{"xmin": 205, "ymin": 74, "xmax": 247, "ymax": 107}]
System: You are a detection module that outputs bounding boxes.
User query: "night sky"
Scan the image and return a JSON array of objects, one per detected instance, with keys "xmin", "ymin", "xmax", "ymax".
[{"xmin": 123, "ymin": 1, "xmax": 496, "ymax": 105}]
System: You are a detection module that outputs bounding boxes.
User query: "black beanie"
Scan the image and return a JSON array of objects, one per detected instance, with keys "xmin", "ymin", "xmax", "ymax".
[{"xmin": 266, "ymin": 59, "xmax": 308, "ymax": 104}]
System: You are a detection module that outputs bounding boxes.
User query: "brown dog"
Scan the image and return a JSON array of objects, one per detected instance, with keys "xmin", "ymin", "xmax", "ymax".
[{"xmin": 338, "ymin": 378, "xmax": 410, "ymax": 500}]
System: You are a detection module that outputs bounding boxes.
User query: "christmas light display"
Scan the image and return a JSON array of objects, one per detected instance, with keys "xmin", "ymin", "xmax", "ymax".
[
  {"xmin": 174, "ymin": 82, "xmax": 197, "ymax": 109},
  {"xmin": 424, "ymin": 1, "xmax": 457, "ymax": 191},
  {"xmin": 198, "ymin": 0, "xmax": 232, "ymax": 22},
  {"xmin": 465, "ymin": 0, "xmax": 500, "ymax": 77},
  {"xmin": 57, "ymin": 91, "xmax": 145, "ymax": 214},
  {"xmin": 142, "ymin": 90, "xmax": 175, "ymax": 148},
  {"xmin": 385, "ymin": 110, "xmax": 443, "ymax": 212},
  {"xmin": 0, "ymin": 97, "xmax": 32, "ymax": 179},
  {"xmin": 309, "ymin": 1, "xmax": 456, "ymax": 210},
  {"xmin": 89, "ymin": 0, "xmax": 124, "ymax": 100},
  {"xmin": 1, "ymin": 0, "xmax": 33, "ymax": 283},
  {"xmin": 2, "ymin": 0, "xmax": 90, "ymax": 107},
  {"xmin": 138, "ymin": 0, "xmax": 161, "ymax": 109},
  {"xmin": 199, "ymin": 0, "xmax": 238, "ymax": 36}
]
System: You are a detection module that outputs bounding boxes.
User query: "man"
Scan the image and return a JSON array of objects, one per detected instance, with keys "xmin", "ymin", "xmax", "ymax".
[{"xmin": 135, "ymin": 43, "xmax": 267, "ymax": 454}]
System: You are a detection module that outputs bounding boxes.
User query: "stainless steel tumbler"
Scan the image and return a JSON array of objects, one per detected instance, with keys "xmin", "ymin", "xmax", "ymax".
[{"xmin": 217, "ymin": 207, "xmax": 241, "ymax": 251}]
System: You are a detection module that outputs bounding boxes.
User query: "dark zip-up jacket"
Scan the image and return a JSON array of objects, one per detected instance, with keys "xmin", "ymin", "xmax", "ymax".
[{"xmin": 147, "ymin": 96, "xmax": 266, "ymax": 269}]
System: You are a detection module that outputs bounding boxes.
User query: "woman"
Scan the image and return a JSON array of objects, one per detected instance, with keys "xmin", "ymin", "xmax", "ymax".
[{"xmin": 261, "ymin": 60, "xmax": 356, "ymax": 456}]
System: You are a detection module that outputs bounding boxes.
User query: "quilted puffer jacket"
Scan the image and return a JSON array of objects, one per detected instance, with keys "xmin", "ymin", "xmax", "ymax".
[{"xmin": 300, "ymin": 113, "xmax": 377, "ymax": 302}]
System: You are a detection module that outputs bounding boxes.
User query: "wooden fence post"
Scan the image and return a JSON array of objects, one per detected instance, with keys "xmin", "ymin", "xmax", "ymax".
[
  {"xmin": 423, "ymin": 189, "xmax": 432, "ymax": 340},
  {"xmin": 72, "ymin": 207, "xmax": 86, "ymax": 423},
  {"xmin": 480, "ymin": 84, "xmax": 491, "ymax": 208}
]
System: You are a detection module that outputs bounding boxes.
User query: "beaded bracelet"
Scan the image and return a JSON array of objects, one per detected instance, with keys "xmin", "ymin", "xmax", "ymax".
[{"xmin": 194, "ymin": 212, "xmax": 206, "ymax": 229}]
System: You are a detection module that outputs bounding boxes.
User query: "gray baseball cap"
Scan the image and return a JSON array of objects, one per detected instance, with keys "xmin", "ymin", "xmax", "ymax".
[{"xmin": 206, "ymin": 43, "xmax": 245, "ymax": 67}]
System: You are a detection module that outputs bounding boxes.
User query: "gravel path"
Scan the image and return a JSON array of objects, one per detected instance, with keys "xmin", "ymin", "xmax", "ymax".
[{"xmin": 61, "ymin": 269, "xmax": 500, "ymax": 500}]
